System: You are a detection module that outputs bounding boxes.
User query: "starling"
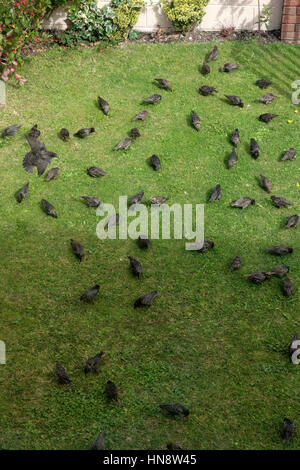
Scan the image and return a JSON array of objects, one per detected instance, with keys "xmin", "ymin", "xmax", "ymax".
[
  {"xmin": 281, "ymin": 148, "xmax": 296, "ymax": 161},
  {"xmin": 256, "ymin": 78, "xmax": 272, "ymax": 89},
  {"xmin": 28, "ymin": 124, "xmax": 40, "ymax": 139},
  {"xmin": 133, "ymin": 110, "xmax": 148, "ymax": 121},
  {"xmin": 166, "ymin": 443, "xmax": 184, "ymax": 450},
  {"xmin": 244, "ymin": 271, "xmax": 270, "ymax": 284},
  {"xmin": 260, "ymin": 174, "xmax": 272, "ymax": 193},
  {"xmin": 209, "ymin": 184, "xmax": 221, "ymax": 202},
  {"xmin": 23, "ymin": 137, "xmax": 58, "ymax": 176},
  {"xmin": 256, "ymin": 93, "xmax": 277, "ymax": 105},
  {"xmin": 266, "ymin": 245, "xmax": 293, "ymax": 256},
  {"xmin": 221, "ymin": 63, "xmax": 239, "ymax": 72},
  {"xmin": 55, "ymin": 362, "xmax": 73, "ymax": 386},
  {"xmin": 201, "ymin": 61, "xmax": 210, "ymax": 75},
  {"xmin": 149, "ymin": 154, "xmax": 161, "ymax": 170},
  {"xmin": 196, "ymin": 240, "xmax": 214, "ymax": 253},
  {"xmin": 199, "ymin": 85, "xmax": 218, "ymax": 96},
  {"xmin": 91, "ymin": 430, "xmax": 106, "ymax": 450},
  {"xmin": 105, "ymin": 380, "xmax": 119, "ymax": 404},
  {"xmin": 70, "ymin": 239, "xmax": 85, "ymax": 262},
  {"xmin": 155, "ymin": 78, "xmax": 172, "ymax": 91},
  {"xmin": 230, "ymin": 129, "xmax": 240, "ymax": 147},
  {"xmin": 87, "ymin": 167, "xmax": 108, "ymax": 177},
  {"xmin": 84, "ymin": 352, "xmax": 104, "ymax": 374},
  {"xmin": 41, "ymin": 199, "xmax": 57, "ymax": 218},
  {"xmin": 2, "ymin": 124, "xmax": 23, "ymax": 138},
  {"xmin": 128, "ymin": 256, "xmax": 143, "ymax": 278},
  {"xmin": 16, "ymin": 182, "xmax": 29, "ymax": 203},
  {"xmin": 224, "ymin": 95, "xmax": 244, "ymax": 107},
  {"xmin": 158, "ymin": 403, "xmax": 189, "ymax": 417},
  {"xmin": 206, "ymin": 45, "xmax": 218, "ymax": 62},
  {"xmin": 45, "ymin": 167, "xmax": 59, "ymax": 181},
  {"xmin": 267, "ymin": 265, "xmax": 289, "ymax": 278},
  {"xmin": 191, "ymin": 110, "xmax": 200, "ymax": 131},
  {"xmin": 289, "ymin": 333, "xmax": 299, "ymax": 359},
  {"xmin": 130, "ymin": 190, "xmax": 144, "ymax": 206},
  {"xmin": 114, "ymin": 137, "xmax": 133, "ymax": 151},
  {"xmin": 79, "ymin": 284, "xmax": 100, "ymax": 302},
  {"xmin": 80, "ymin": 196, "xmax": 101, "ymax": 208},
  {"xmin": 134, "ymin": 290, "xmax": 159, "ymax": 308},
  {"xmin": 149, "ymin": 196, "xmax": 169, "ymax": 205},
  {"xmin": 138, "ymin": 235, "xmax": 151, "ymax": 249},
  {"xmin": 250, "ymin": 138, "xmax": 260, "ymax": 159},
  {"xmin": 59, "ymin": 128, "xmax": 70, "ymax": 141},
  {"xmin": 286, "ymin": 214, "xmax": 299, "ymax": 228},
  {"xmin": 231, "ymin": 197, "xmax": 255, "ymax": 209},
  {"xmin": 282, "ymin": 278, "xmax": 295, "ymax": 297},
  {"xmin": 74, "ymin": 128, "xmax": 95, "ymax": 138},
  {"xmin": 98, "ymin": 96, "xmax": 109, "ymax": 115},
  {"xmin": 259, "ymin": 113, "xmax": 279, "ymax": 123},
  {"xmin": 281, "ymin": 419, "xmax": 296, "ymax": 443},
  {"xmin": 144, "ymin": 94, "xmax": 162, "ymax": 104},
  {"xmin": 271, "ymin": 196, "xmax": 294, "ymax": 208},
  {"xmin": 130, "ymin": 128, "xmax": 141, "ymax": 138},
  {"xmin": 227, "ymin": 148, "xmax": 238, "ymax": 169},
  {"xmin": 230, "ymin": 256, "xmax": 242, "ymax": 271}
]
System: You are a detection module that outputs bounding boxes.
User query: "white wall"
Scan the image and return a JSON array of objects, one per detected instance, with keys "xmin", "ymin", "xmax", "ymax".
[{"xmin": 43, "ymin": 0, "xmax": 283, "ymax": 33}]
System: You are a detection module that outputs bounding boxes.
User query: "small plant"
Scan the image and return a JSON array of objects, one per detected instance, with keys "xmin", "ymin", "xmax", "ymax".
[
  {"xmin": 163, "ymin": 0, "xmax": 209, "ymax": 32},
  {"xmin": 256, "ymin": 4, "xmax": 272, "ymax": 31},
  {"xmin": 128, "ymin": 29, "xmax": 140, "ymax": 41},
  {"xmin": 113, "ymin": 0, "xmax": 145, "ymax": 40}
]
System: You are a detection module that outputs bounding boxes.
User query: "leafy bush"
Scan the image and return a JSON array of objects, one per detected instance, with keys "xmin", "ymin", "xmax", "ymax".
[
  {"xmin": 163, "ymin": 0, "xmax": 209, "ymax": 32},
  {"xmin": 112, "ymin": 0, "xmax": 144, "ymax": 40}
]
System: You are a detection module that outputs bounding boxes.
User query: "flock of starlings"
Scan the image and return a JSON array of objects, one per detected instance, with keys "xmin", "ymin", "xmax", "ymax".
[{"xmin": 2, "ymin": 44, "xmax": 299, "ymax": 449}]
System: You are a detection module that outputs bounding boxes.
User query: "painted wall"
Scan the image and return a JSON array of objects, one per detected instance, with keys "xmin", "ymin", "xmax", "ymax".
[{"xmin": 43, "ymin": 0, "xmax": 284, "ymax": 32}]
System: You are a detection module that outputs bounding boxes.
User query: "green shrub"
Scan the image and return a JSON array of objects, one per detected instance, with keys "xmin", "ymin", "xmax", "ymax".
[
  {"xmin": 113, "ymin": 0, "xmax": 144, "ymax": 40},
  {"xmin": 163, "ymin": 0, "xmax": 209, "ymax": 32}
]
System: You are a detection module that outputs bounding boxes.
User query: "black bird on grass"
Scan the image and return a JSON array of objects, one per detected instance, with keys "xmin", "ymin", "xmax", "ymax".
[
  {"xmin": 79, "ymin": 284, "xmax": 100, "ymax": 303},
  {"xmin": 209, "ymin": 184, "xmax": 221, "ymax": 202},
  {"xmin": 230, "ymin": 256, "xmax": 242, "ymax": 271},
  {"xmin": 2, "ymin": 124, "xmax": 23, "ymax": 138},
  {"xmin": 281, "ymin": 418, "xmax": 296, "ymax": 443},
  {"xmin": 231, "ymin": 128, "xmax": 240, "ymax": 147},
  {"xmin": 114, "ymin": 137, "xmax": 133, "ymax": 151},
  {"xmin": 260, "ymin": 174, "xmax": 272, "ymax": 193},
  {"xmin": 206, "ymin": 45, "xmax": 218, "ymax": 62},
  {"xmin": 250, "ymin": 138, "xmax": 260, "ymax": 159},
  {"xmin": 221, "ymin": 62, "xmax": 239, "ymax": 72},
  {"xmin": 231, "ymin": 197, "xmax": 255, "ymax": 209},
  {"xmin": 199, "ymin": 85, "xmax": 218, "ymax": 96},
  {"xmin": 70, "ymin": 239, "xmax": 85, "ymax": 262},
  {"xmin": 149, "ymin": 154, "xmax": 161, "ymax": 170},
  {"xmin": 166, "ymin": 443, "xmax": 184, "ymax": 450},
  {"xmin": 196, "ymin": 240, "xmax": 214, "ymax": 253},
  {"xmin": 59, "ymin": 128, "xmax": 70, "ymax": 141},
  {"xmin": 128, "ymin": 256, "xmax": 143, "ymax": 278},
  {"xmin": 224, "ymin": 95, "xmax": 244, "ymax": 107},
  {"xmin": 91, "ymin": 430, "xmax": 106, "ymax": 450},
  {"xmin": 87, "ymin": 167, "xmax": 108, "ymax": 177},
  {"xmin": 28, "ymin": 124, "xmax": 40, "ymax": 139},
  {"xmin": 191, "ymin": 110, "xmax": 200, "ymax": 131},
  {"xmin": 144, "ymin": 94, "xmax": 162, "ymax": 104},
  {"xmin": 98, "ymin": 96, "xmax": 109, "ymax": 115},
  {"xmin": 130, "ymin": 190, "xmax": 144, "ymax": 206},
  {"xmin": 149, "ymin": 196, "xmax": 169, "ymax": 205},
  {"xmin": 228, "ymin": 148, "xmax": 238, "ymax": 169},
  {"xmin": 282, "ymin": 278, "xmax": 295, "ymax": 297},
  {"xmin": 45, "ymin": 167, "xmax": 59, "ymax": 181},
  {"xmin": 266, "ymin": 245, "xmax": 293, "ymax": 256},
  {"xmin": 23, "ymin": 137, "xmax": 58, "ymax": 176},
  {"xmin": 55, "ymin": 362, "xmax": 73, "ymax": 386},
  {"xmin": 281, "ymin": 148, "xmax": 296, "ymax": 161},
  {"xmin": 259, "ymin": 113, "xmax": 278, "ymax": 123},
  {"xmin": 256, "ymin": 78, "xmax": 272, "ymax": 89},
  {"xmin": 286, "ymin": 215, "xmax": 299, "ymax": 228},
  {"xmin": 244, "ymin": 271, "xmax": 270, "ymax": 284},
  {"xmin": 267, "ymin": 265, "xmax": 289, "ymax": 278},
  {"xmin": 271, "ymin": 196, "xmax": 294, "ymax": 208},
  {"xmin": 130, "ymin": 128, "xmax": 141, "ymax": 138},
  {"xmin": 105, "ymin": 381, "xmax": 119, "ymax": 404},
  {"xmin": 155, "ymin": 78, "xmax": 172, "ymax": 91},
  {"xmin": 41, "ymin": 199, "xmax": 57, "ymax": 218},
  {"xmin": 159, "ymin": 403, "xmax": 189, "ymax": 417},
  {"xmin": 201, "ymin": 61, "xmax": 210, "ymax": 75},
  {"xmin": 133, "ymin": 110, "xmax": 148, "ymax": 121},
  {"xmin": 84, "ymin": 352, "xmax": 104, "ymax": 374},
  {"xmin": 74, "ymin": 128, "xmax": 95, "ymax": 138},
  {"xmin": 256, "ymin": 93, "xmax": 277, "ymax": 105},
  {"xmin": 134, "ymin": 290, "xmax": 159, "ymax": 308},
  {"xmin": 16, "ymin": 182, "xmax": 29, "ymax": 203},
  {"xmin": 138, "ymin": 235, "xmax": 151, "ymax": 249},
  {"xmin": 80, "ymin": 196, "xmax": 101, "ymax": 208}
]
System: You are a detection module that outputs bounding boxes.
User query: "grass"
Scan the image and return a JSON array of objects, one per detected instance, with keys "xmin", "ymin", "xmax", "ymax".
[{"xmin": 0, "ymin": 39, "xmax": 299, "ymax": 450}]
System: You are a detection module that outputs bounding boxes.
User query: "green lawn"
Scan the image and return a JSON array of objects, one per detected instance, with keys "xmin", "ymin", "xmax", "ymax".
[{"xmin": 0, "ymin": 40, "xmax": 299, "ymax": 450}]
